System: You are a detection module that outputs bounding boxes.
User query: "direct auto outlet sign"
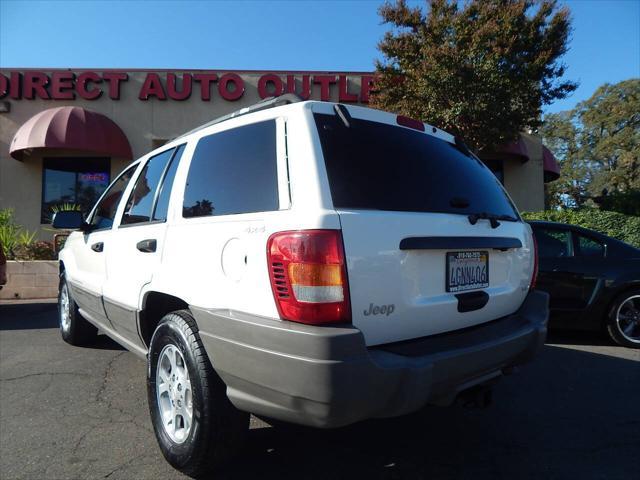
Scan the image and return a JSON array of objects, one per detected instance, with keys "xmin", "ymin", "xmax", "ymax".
[{"xmin": 0, "ymin": 70, "xmax": 375, "ymax": 103}]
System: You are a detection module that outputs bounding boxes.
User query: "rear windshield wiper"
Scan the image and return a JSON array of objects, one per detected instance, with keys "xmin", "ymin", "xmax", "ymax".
[{"xmin": 468, "ymin": 212, "xmax": 518, "ymax": 228}]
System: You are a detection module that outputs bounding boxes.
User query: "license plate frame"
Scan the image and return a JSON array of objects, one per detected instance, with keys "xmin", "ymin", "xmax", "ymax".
[{"xmin": 446, "ymin": 251, "xmax": 489, "ymax": 293}]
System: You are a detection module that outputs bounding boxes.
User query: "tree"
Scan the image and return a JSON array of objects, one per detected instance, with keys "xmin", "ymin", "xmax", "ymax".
[
  {"xmin": 540, "ymin": 111, "xmax": 591, "ymax": 208},
  {"xmin": 577, "ymin": 80, "xmax": 640, "ymax": 194},
  {"xmin": 541, "ymin": 79, "xmax": 640, "ymax": 211},
  {"xmin": 371, "ymin": 0, "xmax": 577, "ymax": 152}
]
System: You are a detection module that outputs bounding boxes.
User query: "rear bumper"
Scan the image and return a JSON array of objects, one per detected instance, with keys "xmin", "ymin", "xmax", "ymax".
[{"xmin": 192, "ymin": 290, "xmax": 548, "ymax": 428}]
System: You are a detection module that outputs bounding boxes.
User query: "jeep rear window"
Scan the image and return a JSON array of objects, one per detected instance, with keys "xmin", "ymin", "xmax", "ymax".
[{"xmin": 314, "ymin": 113, "xmax": 518, "ymax": 219}]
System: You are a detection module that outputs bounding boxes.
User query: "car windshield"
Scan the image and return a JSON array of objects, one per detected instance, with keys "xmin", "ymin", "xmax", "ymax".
[{"xmin": 314, "ymin": 113, "xmax": 519, "ymax": 219}]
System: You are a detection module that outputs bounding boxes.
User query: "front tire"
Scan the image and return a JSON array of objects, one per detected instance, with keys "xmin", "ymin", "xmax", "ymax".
[
  {"xmin": 58, "ymin": 275, "xmax": 98, "ymax": 346},
  {"xmin": 147, "ymin": 310, "xmax": 249, "ymax": 477},
  {"xmin": 606, "ymin": 289, "xmax": 640, "ymax": 349}
]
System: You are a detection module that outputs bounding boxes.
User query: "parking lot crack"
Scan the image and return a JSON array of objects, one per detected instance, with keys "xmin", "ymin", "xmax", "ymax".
[
  {"xmin": 95, "ymin": 352, "xmax": 126, "ymax": 403},
  {"xmin": 71, "ymin": 424, "xmax": 98, "ymax": 455},
  {"xmin": 102, "ymin": 453, "xmax": 150, "ymax": 478},
  {"xmin": 0, "ymin": 371, "xmax": 92, "ymax": 382}
]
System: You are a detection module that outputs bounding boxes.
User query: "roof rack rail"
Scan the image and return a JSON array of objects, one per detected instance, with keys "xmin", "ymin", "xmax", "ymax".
[{"xmin": 174, "ymin": 93, "xmax": 303, "ymax": 140}]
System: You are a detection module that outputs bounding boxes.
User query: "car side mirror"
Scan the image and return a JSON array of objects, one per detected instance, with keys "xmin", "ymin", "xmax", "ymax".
[{"xmin": 52, "ymin": 211, "xmax": 85, "ymax": 230}]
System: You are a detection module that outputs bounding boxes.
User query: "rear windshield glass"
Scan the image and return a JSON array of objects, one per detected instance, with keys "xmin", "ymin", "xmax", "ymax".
[{"xmin": 314, "ymin": 113, "xmax": 518, "ymax": 219}]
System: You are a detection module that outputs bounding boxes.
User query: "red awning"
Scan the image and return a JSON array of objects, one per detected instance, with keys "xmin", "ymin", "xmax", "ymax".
[
  {"xmin": 542, "ymin": 145, "xmax": 560, "ymax": 182},
  {"xmin": 496, "ymin": 137, "xmax": 530, "ymax": 162},
  {"xmin": 493, "ymin": 137, "xmax": 561, "ymax": 183},
  {"xmin": 9, "ymin": 106, "xmax": 132, "ymax": 161}
]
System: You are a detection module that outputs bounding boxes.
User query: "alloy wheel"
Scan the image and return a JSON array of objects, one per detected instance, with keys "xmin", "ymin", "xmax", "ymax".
[
  {"xmin": 616, "ymin": 294, "xmax": 640, "ymax": 344},
  {"xmin": 156, "ymin": 344, "xmax": 194, "ymax": 444},
  {"xmin": 59, "ymin": 283, "xmax": 71, "ymax": 332}
]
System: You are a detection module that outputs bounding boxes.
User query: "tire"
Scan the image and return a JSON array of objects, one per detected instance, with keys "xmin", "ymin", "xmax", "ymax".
[
  {"xmin": 606, "ymin": 289, "xmax": 640, "ymax": 349},
  {"xmin": 147, "ymin": 310, "xmax": 249, "ymax": 477},
  {"xmin": 58, "ymin": 274, "xmax": 98, "ymax": 346}
]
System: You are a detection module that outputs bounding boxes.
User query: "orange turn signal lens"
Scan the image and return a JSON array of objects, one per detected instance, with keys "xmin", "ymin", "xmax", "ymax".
[{"xmin": 288, "ymin": 263, "xmax": 343, "ymax": 286}]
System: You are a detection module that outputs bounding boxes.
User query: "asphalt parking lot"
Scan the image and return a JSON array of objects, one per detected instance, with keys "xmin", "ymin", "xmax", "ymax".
[{"xmin": 1, "ymin": 302, "xmax": 639, "ymax": 480}]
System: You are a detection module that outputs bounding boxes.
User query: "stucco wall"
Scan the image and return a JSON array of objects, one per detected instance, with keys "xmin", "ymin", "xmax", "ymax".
[{"xmin": 502, "ymin": 132, "xmax": 546, "ymax": 213}]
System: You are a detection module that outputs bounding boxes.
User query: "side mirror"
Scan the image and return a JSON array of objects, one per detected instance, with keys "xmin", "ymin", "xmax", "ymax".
[{"xmin": 52, "ymin": 211, "xmax": 85, "ymax": 230}]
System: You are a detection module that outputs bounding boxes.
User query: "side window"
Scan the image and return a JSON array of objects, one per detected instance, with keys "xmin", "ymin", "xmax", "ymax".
[
  {"xmin": 121, "ymin": 148, "xmax": 175, "ymax": 225},
  {"xmin": 153, "ymin": 144, "xmax": 186, "ymax": 221},
  {"xmin": 183, "ymin": 121, "xmax": 279, "ymax": 218},
  {"xmin": 577, "ymin": 234, "xmax": 605, "ymax": 258},
  {"xmin": 534, "ymin": 228, "xmax": 573, "ymax": 258},
  {"xmin": 89, "ymin": 166, "xmax": 136, "ymax": 230}
]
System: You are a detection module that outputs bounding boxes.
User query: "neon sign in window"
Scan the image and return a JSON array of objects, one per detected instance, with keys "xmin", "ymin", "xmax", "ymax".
[{"xmin": 41, "ymin": 158, "xmax": 110, "ymax": 223}]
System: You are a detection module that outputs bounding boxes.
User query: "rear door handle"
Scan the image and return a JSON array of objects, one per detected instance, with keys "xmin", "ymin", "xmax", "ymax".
[
  {"xmin": 91, "ymin": 242, "xmax": 104, "ymax": 253},
  {"xmin": 136, "ymin": 239, "xmax": 157, "ymax": 253}
]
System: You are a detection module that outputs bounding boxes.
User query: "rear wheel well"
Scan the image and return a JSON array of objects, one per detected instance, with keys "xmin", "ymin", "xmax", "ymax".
[{"xmin": 139, "ymin": 292, "xmax": 189, "ymax": 348}]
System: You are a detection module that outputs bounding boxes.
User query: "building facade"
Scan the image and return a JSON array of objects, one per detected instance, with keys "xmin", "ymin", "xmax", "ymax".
[{"xmin": 0, "ymin": 68, "xmax": 558, "ymax": 239}]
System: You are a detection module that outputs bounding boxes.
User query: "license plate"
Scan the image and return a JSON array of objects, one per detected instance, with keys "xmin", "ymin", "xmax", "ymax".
[{"xmin": 446, "ymin": 251, "xmax": 489, "ymax": 292}]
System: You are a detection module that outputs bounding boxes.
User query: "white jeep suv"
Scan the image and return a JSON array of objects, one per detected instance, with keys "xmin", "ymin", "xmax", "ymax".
[{"xmin": 53, "ymin": 96, "xmax": 548, "ymax": 477}]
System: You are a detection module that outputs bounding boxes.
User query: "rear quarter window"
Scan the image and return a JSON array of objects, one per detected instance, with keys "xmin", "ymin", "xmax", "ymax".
[
  {"xmin": 576, "ymin": 234, "xmax": 605, "ymax": 258},
  {"xmin": 183, "ymin": 121, "xmax": 279, "ymax": 218}
]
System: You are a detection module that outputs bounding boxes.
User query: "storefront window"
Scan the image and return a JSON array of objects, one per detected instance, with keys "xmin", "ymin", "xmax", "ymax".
[{"xmin": 41, "ymin": 157, "xmax": 110, "ymax": 223}]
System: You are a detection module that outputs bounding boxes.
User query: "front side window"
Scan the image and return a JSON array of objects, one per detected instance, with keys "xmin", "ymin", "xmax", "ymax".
[
  {"xmin": 89, "ymin": 166, "xmax": 136, "ymax": 230},
  {"xmin": 534, "ymin": 228, "xmax": 573, "ymax": 258},
  {"xmin": 576, "ymin": 234, "xmax": 605, "ymax": 258},
  {"xmin": 41, "ymin": 157, "xmax": 110, "ymax": 223},
  {"xmin": 183, "ymin": 121, "xmax": 279, "ymax": 218}
]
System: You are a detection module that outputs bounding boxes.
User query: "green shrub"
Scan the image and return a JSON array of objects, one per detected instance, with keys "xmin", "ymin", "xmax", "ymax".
[
  {"xmin": 0, "ymin": 208, "xmax": 40, "ymax": 259},
  {"xmin": 522, "ymin": 209, "xmax": 640, "ymax": 248},
  {"xmin": 595, "ymin": 190, "xmax": 640, "ymax": 216},
  {"xmin": 54, "ymin": 234, "xmax": 69, "ymax": 253},
  {"xmin": 12, "ymin": 241, "xmax": 56, "ymax": 261}
]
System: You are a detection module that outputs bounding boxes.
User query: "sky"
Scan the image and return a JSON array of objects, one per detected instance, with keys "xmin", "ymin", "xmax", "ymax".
[{"xmin": 1, "ymin": 0, "xmax": 638, "ymax": 114}]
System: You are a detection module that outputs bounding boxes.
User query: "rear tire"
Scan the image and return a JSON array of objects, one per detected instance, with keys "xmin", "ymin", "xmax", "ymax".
[
  {"xmin": 147, "ymin": 309, "xmax": 249, "ymax": 477},
  {"xmin": 58, "ymin": 275, "xmax": 98, "ymax": 346},
  {"xmin": 606, "ymin": 289, "xmax": 640, "ymax": 349}
]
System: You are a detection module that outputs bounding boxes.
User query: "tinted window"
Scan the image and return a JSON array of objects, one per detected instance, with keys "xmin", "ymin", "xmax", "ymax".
[
  {"xmin": 577, "ymin": 234, "xmax": 604, "ymax": 257},
  {"xmin": 121, "ymin": 149, "xmax": 176, "ymax": 225},
  {"xmin": 183, "ymin": 121, "xmax": 279, "ymax": 218},
  {"xmin": 535, "ymin": 228, "xmax": 572, "ymax": 258},
  {"xmin": 153, "ymin": 144, "xmax": 186, "ymax": 221},
  {"xmin": 41, "ymin": 157, "xmax": 110, "ymax": 223},
  {"xmin": 314, "ymin": 114, "xmax": 518, "ymax": 218},
  {"xmin": 89, "ymin": 166, "xmax": 136, "ymax": 230}
]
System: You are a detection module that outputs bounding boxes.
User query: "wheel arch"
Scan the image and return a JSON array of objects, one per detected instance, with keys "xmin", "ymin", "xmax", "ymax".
[{"xmin": 139, "ymin": 291, "xmax": 189, "ymax": 348}]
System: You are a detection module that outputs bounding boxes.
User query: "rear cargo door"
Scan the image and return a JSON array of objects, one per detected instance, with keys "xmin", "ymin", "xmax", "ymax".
[{"xmin": 313, "ymin": 106, "xmax": 535, "ymax": 346}]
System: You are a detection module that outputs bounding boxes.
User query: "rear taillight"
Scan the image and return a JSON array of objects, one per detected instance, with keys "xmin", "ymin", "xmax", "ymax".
[
  {"xmin": 267, "ymin": 230, "xmax": 351, "ymax": 325},
  {"xmin": 530, "ymin": 234, "xmax": 539, "ymax": 290}
]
